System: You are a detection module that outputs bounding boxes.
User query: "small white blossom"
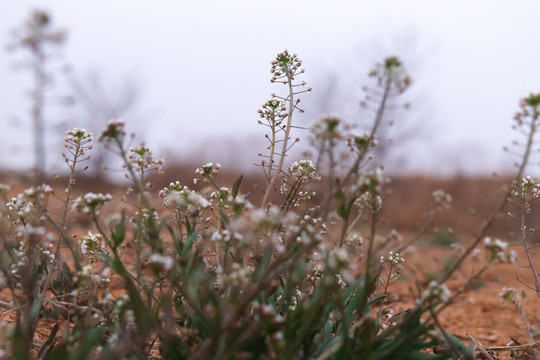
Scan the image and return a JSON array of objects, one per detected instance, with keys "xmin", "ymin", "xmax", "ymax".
[
  {"xmin": 288, "ymin": 160, "xmax": 320, "ymax": 183},
  {"xmin": 148, "ymin": 254, "xmax": 175, "ymax": 271},
  {"xmin": 424, "ymin": 280, "xmax": 450, "ymax": 303},
  {"xmin": 72, "ymin": 192, "xmax": 112, "ymax": 215}
]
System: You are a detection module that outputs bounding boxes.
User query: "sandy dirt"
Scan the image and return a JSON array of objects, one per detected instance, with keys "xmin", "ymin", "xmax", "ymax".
[
  {"xmin": 2, "ymin": 175, "xmax": 540, "ymax": 359},
  {"xmin": 389, "ymin": 244, "xmax": 540, "ymax": 359}
]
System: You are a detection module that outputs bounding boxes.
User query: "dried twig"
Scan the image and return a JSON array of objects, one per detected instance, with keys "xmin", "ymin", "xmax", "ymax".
[
  {"xmin": 467, "ymin": 333, "xmax": 496, "ymax": 360},
  {"xmin": 485, "ymin": 340, "xmax": 540, "ymax": 352}
]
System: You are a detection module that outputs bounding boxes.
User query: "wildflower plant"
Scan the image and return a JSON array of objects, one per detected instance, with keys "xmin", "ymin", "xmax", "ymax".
[
  {"xmin": 259, "ymin": 51, "xmax": 312, "ymax": 208},
  {"xmin": 1, "ymin": 49, "xmax": 540, "ymax": 360},
  {"xmin": 498, "ymin": 287, "xmax": 537, "ymax": 347}
]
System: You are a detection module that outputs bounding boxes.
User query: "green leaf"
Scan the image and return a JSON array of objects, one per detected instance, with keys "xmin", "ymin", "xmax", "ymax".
[
  {"xmin": 97, "ymin": 253, "xmax": 150, "ymax": 333},
  {"xmin": 399, "ymin": 351, "xmax": 450, "ymax": 360},
  {"xmin": 43, "ymin": 345, "xmax": 69, "ymax": 360},
  {"xmin": 345, "ymin": 283, "xmax": 369, "ymax": 320},
  {"xmin": 232, "ymin": 174, "xmax": 244, "ymax": 199},
  {"xmin": 437, "ymin": 328, "xmax": 473, "ymax": 358},
  {"xmin": 29, "ymin": 297, "xmax": 43, "ymax": 323},
  {"xmin": 182, "ymin": 231, "xmax": 199, "ymax": 257},
  {"xmin": 111, "ymin": 210, "xmax": 126, "ymax": 249},
  {"xmin": 124, "ymin": 274, "xmax": 150, "ymax": 333},
  {"xmin": 335, "ymin": 190, "xmax": 348, "ymax": 219},
  {"xmin": 37, "ymin": 322, "xmax": 59, "ymax": 359},
  {"xmin": 160, "ymin": 337, "xmax": 188, "ymax": 360},
  {"xmin": 320, "ymin": 320, "xmax": 338, "ymax": 350},
  {"xmin": 253, "ymin": 249, "xmax": 273, "ymax": 282},
  {"xmin": 13, "ymin": 321, "xmax": 30, "ymax": 360},
  {"xmin": 369, "ymin": 293, "xmax": 388, "ymax": 307},
  {"xmin": 191, "ymin": 314, "xmax": 212, "ymax": 338},
  {"xmin": 73, "ymin": 327, "xmax": 102, "ymax": 360},
  {"xmin": 97, "ymin": 253, "xmax": 119, "ymax": 273}
]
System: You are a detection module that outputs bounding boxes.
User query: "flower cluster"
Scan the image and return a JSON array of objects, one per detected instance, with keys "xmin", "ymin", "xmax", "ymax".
[
  {"xmin": 288, "ymin": 160, "xmax": 320, "ymax": 183},
  {"xmin": 127, "ymin": 145, "xmax": 164, "ymax": 175},
  {"xmin": 288, "ymin": 214, "xmax": 326, "ymax": 247},
  {"xmin": 380, "ymin": 251, "xmax": 405, "ymax": 267},
  {"xmin": 345, "ymin": 232, "xmax": 363, "ymax": 250},
  {"xmin": 6, "ymin": 184, "xmax": 53, "ymax": 218},
  {"xmin": 228, "ymin": 207, "xmax": 283, "ymax": 246},
  {"xmin": 0, "ymin": 184, "xmax": 11, "ymax": 195},
  {"xmin": 499, "ymin": 287, "xmax": 521, "ymax": 305},
  {"xmin": 62, "ymin": 128, "xmax": 93, "ymax": 170},
  {"xmin": 11, "ymin": 224, "xmax": 55, "ymax": 276},
  {"xmin": 224, "ymin": 262, "xmax": 254, "ymax": 289},
  {"xmin": 159, "ymin": 181, "xmax": 183, "ymax": 194},
  {"xmin": 347, "ymin": 133, "xmax": 372, "ymax": 153},
  {"xmin": 353, "ymin": 168, "xmax": 385, "ymax": 212},
  {"xmin": 378, "ymin": 308, "xmax": 397, "ymax": 332},
  {"xmin": 513, "ymin": 93, "xmax": 540, "ymax": 127},
  {"xmin": 432, "ymin": 189, "xmax": 452, "ymax": 209},
  {"xmin": 72, "ymin": 192, "xmax": 112, "ymax": 215},
  {"xmin": 368, "ymin": 56, "xmax": 411, "ymax": 93},
  {"xmin": 310, "ymin": 116, "xmax": 342, "ymax": 141},
  {"xmin": 423, "ymin": 280, "xmax": 451, "ymax": 303},
  {"xmin": 160, "ymin": 183, "xmax": 210, "ymax": 216},
  {"xmin": 148, "ymin": 253, "xmax": 174, "ymax": 272},
  {"xmin": 379, "ymin": 251, "xmax": 405, "ymax": 286},
  {"xmin": 483, "ymin": 237, "xmax": 516, "ymax": 263},
  {"xmin": 355, "ymin": 192, "xmax": 383, "ymax": 213},
  {"xmin": 354, "ymin": 168, "xmax": 384, "ymax": 194},
  {"xmin": 276, "ymin": 287, "xmax": 305, "ymax": 312},
  {"xmin": 98, "ymin": 120, "xmax": 126, "ymax": 143},
  {"xmin": 73, "ymin": 263, "xmax": 111, "ymax": 289},
  {"xmin": 511, "ymin": 176, "xmax": 540, "ymax": 202},
  {"xmin": 258, "ymin": 99, "xmax": 287, "ymax": 124},
  {"xmin": 327, "ymin": 247, "xmax": 350, "ymax": 274},
  {"xmin": 194, "ymin": 162, "xmax": 221, "ymax": 184},
  {"xmin": 80, "ymin": 231, "xmax": 107, "ymax": 262},
  {"xmin": 271, "ymin": 50, "xmax": 304, "ymax": 83},
  {"xmin": 210, "ymin": 229, "xmax": 242, "ymax": 244}
]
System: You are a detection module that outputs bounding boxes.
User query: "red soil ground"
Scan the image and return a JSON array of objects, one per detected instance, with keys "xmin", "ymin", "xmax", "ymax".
[{"xmin": 2, "ymin": 172, "xmax": 540, "ymax": 358}]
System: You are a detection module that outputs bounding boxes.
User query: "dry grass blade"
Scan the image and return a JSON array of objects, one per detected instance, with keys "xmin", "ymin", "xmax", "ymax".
[
  {"xmin": 467, "ymin": 333, "xmax": 496, "ymax": 360},
  {"xmin": 484, "ymin": 340, "xmax": 540, "ymax": 359}
]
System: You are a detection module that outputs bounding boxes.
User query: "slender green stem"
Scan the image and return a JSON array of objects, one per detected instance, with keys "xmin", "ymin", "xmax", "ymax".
[
  {"xmin": 268, "ymin": 117, "xmax": 277, "ymax": 179},
  {"xmin": 321, "ymin": 80, "xmax": 391, "ymax": 221},
  {"xmin": 61, "ymin": 142, "xmax": 80, "ymax": 227},
  {"xmin": 521, "ymin": 199, "xmax": 540, "ymax": 301},
  {"xmin": 439, "ymin": 109, "xmax": 537, "ymax": 284},
  {"xmin": 115, "ymin": 137, "xmax": 150, "ymax": 210},
  {"xmin": 364, "ymin": 211, "xmax": 378, "ymax": 271},
  {"xmin": 261, "ymin": 73, "xmax": 295, "ymax": 209}
]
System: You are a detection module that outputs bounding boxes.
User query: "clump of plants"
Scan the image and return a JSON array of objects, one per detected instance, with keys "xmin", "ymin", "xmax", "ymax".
[{"xmin": 0, "ymin": 50, "xmax": 539, "ymax": 360}]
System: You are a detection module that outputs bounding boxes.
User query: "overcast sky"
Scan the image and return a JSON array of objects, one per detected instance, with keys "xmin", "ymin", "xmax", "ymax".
[{"xmin": 1, "ymin": 1, "xmax": 539, "ymax": 176}]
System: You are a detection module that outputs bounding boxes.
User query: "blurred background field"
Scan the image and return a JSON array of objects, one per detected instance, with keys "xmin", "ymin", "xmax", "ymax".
[
  {"xmin": 1, "ymin": 1, "xmax": 540, "ymax": 178},
  {"xmin": 0, "ymin": 167, "xmax": 521, "ymax": 237}
]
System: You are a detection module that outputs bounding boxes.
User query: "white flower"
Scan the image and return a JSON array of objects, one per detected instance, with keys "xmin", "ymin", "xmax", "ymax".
[
  {"xmin": 424, "ymin": 280, "xmax": 450, "ymax": 302},
  {"xmin": 328, "ymin": 247, "xmax": 350, "ymax": 272},
  {"xmin": 288, "ymin": 160, "xmax": 320, "ymax": 183},
  {"xmin": 162, "ymin": 187, "xmax": 210, "ymax": 215},
  {"xmin": 72, "ymin": 192, "xmax": 112, "ymax": 215},
  {"xmin": 148, "ymin": 254, "xmax": 174, "ymax": 271}
]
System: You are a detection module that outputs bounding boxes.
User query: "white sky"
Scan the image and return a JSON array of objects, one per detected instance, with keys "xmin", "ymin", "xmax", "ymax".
[{"xmin": 1, "ymin": 1, "xmax": 539, "ymax": 176}]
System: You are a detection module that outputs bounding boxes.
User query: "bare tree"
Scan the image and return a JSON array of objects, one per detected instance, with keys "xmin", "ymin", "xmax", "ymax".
[{"xmin": 7, "ymin": 10, "xmax": 66, "ymax": 183}]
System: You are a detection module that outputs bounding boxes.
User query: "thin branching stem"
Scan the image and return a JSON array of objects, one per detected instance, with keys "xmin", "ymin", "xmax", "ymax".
[
  {"xmin": 261, "ymin": 72, "xmax": 295, "ymax": 209},
  {"xmin": 521, "ymin": 200, "xmax": 540, "ymax": 300},
  {"xmin": 439, "ymin": 104, "xmax": 537, "ymax": 284}
]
